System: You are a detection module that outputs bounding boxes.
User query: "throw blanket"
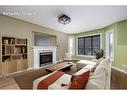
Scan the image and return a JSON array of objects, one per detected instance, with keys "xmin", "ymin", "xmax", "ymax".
[{"xmin": 37, "ymin": 71, "xmax": 65, "ymax": 89}]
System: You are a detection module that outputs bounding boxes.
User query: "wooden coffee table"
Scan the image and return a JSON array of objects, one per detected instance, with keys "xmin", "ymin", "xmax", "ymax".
[{"xmin": 46, "ymin": 62, "xmax": 74, "ymax": 72}]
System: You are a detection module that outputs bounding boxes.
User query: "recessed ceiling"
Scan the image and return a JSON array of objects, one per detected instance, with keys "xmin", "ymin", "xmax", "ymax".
[{"xmin": 0, "ymin": 6, "xmax": 127, "ymax": 34}]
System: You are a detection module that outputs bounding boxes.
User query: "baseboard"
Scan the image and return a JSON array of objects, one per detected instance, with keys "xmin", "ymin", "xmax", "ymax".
[
  {"xmin": 112, "ymin": 67, "xmax": 127, "ymax": 74},
  {"xmin": 27, "ymin": 67, "xmax": 34, "ymax": 70},
  {"xmin": 0, "ymin": 70, "xmax": 26, "ymax": 79},
  {"xmin": 1, "ymin": 68, "xmax": 34, "ymax": 78}
]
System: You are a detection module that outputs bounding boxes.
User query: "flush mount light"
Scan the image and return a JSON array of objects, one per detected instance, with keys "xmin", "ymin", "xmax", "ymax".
[{"xmin": 58, "ymin": 14, "xmax": 71, "ymax": 25}]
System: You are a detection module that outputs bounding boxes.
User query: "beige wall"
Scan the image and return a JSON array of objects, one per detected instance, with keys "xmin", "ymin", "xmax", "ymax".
[
  {"xmin": 0, "ymin": 15, "xmax": 68, "ymax": 68},
  {"xmin": 34, "ymin": 33, "xmax": 56, "ymax": 46}
]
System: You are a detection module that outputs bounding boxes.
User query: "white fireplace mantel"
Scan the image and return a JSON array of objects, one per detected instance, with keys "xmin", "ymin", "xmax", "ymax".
[{"xmin": 32, "ymin": 46, "xmax": 57, "ymax": 69}]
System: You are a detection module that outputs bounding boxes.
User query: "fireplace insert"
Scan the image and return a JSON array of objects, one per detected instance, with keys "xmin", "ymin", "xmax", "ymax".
[{"xmin": 40, "ymin": 52, "xmax": 53, "ymax": 67}]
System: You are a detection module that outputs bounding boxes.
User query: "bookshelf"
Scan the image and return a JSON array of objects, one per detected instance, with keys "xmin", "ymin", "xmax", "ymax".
[
  {"xmin": 2, "ymin": 37, "xmax": 27, "ymax": 62},
  {"xmin": 1, "ymin": 36, "xmax": 28, "ymax": 75}
]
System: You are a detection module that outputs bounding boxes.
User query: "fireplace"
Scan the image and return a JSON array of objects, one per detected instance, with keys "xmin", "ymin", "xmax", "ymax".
[
  {"xmin": 40, "ymin": 52, "xmax": 53, "ymax": 67},
  {"xmin": 33, "ymin": 46, "xmax": 56, "ymax": 69}
]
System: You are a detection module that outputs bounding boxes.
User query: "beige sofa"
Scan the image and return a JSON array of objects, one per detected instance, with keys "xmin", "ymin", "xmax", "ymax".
[{"xmin": 33, "ymin": 58, "xmax": 111, "ymax": 89}]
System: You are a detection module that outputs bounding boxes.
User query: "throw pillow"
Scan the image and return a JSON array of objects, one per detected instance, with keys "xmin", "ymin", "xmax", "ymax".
[
  {"xmin": 69, "ymin": 71, "xmax": 90, "ymax": 89},
  {"xmin": 91, "ymin": 57, "xmax": 104, "ymax": 72},
  {"xmin": 85, "ymin": 58, "xmax": 110, "ymax": 89}
]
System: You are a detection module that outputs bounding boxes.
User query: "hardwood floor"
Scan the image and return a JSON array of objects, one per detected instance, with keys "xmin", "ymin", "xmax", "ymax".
[
  {"xmin": 0, "ymin": 60, "xmax": 79, "ymax": 89},
  {"xmin": 0, "ymin": 69, "xmax": 34, "ymax": 89},
  {"xmin": 0, "ymin": 63, "xmax": 77, "ymax": 89},
  {"xmin": 111, "ymin": 67, "xmax": 127, "ymax": 89},
  {"xmin": 0, "ymin": 64, "xmax": 127, "ymax": 89},
  {"xmin": 0, "ymin": 78, "xmax": 20, "ymax": 89}
]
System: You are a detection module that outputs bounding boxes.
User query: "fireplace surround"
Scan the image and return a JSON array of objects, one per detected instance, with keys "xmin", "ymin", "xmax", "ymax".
[{"xmin": 33, "ymin": 46, "xmax": 56, "ymax": 69}]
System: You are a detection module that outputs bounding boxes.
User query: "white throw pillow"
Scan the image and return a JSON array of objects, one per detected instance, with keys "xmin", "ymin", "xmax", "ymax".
[
  {"xmin": 92, "ymin": 57, "xmax": 104, "ymax": 65},
  {"xmin": 85, "ymin": 70, "xmax": 106, "ymax": 89},
  {"xmin": 85, "ymin": 58, "xmax": 110, "ymax": 89},
  {"xmin": 98, "ymin": 57, "xmax": 104, "ymax": 64}
]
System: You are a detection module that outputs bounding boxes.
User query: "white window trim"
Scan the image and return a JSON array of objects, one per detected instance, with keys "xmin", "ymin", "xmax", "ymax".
[
  {"xmin": 76, "ymin": 33, "xmax": 102, "ymax": 57},
  {"xmin": 105, "ymin": 29, "xmax": 115, "ymax": 61},
  {"xmin": 68, "ymin": 36, "xmax": 74, "ymax": 56}
]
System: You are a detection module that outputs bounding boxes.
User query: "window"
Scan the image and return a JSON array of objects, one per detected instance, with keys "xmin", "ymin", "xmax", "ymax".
[
  {"xmin": 68, "ymin": 37, "xmax": 74, "ymax": 56},
  {"xmin": 77, "ymin": 34, "xmax": 100, "ymax": 56},
  {"xmin": 106, "ymin": 29, "xmax": 114, "ymax": 60}
]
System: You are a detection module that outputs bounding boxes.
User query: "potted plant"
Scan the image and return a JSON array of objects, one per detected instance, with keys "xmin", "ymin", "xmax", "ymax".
[{"xmin": 95, "ymin": 49, "xmax": 104, "ymax": 60}]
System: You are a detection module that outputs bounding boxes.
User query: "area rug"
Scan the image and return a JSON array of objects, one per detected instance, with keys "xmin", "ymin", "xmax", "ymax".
[
  {"xmin": 14, "ymin": 68, "xmax": 50, "ymax": 89},
  {"xmin": 14, "ymin": 64, "xmax": 78, "ymax": 89}
]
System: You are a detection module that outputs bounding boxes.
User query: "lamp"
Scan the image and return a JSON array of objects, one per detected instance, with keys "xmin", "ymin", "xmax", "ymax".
[{"xmin": 58, "ymin": 14, "xmax": 71, "ymax": 25}]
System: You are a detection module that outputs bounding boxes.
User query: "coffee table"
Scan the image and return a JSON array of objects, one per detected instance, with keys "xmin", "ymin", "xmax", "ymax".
[{"xmin": 46, "ymin": 62, "xmax": 74, "ymax": 72}]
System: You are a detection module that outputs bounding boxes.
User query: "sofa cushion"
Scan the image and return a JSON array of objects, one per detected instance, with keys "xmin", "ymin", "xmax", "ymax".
[
  {"xmin": 97, "ymin": 57, "xmax": 105, "ymax": 64},
  {"xmin": 91, "ymin": 57, "xmax": 105, "ymax": 73},
  {"xmin": 76, "ymin": 60, "xmax": 97, "ymax": 70},
  {"xmin": 74, "ymin": 64, "xmax": 95, "ymax": 75},
  {"xmin": 85, "ymin": 67, "xmax": 106, "ymax": 89},
  {"xmin": 94, "ymin": 58, "xmax": 110, "ymax": 75},
  {"xmin": 85, "ymin": 58, "xmax": 111, "ymax": 89},
  {"xmin": 92, "ymin": 57, "xmax": 104, "ymax": 65},
  {"xmin": 83, "ymin": 64, "xmax": 95, "ymax": 70},
  {"xmin": 77, "ymin": 60, "xmax": 97, "ymax": 66},
  {"xmin": 69, "ymin": 71, "xmax": 90, "ymax": 89},
  {"xmin": 74, "ymin": 68, "xmax": 89, "ymax": 75}
]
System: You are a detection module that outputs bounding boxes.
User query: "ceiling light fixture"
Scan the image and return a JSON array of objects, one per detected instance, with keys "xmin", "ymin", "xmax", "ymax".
[{"xmin": 58, "ymin": 14, "xmax": 71, "ymax": 25}]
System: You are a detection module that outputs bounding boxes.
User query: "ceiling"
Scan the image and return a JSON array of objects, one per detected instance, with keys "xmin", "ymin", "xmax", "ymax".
[{"xmin": 0, "ymin": 6, "xmax": 127, "ymax": 34}]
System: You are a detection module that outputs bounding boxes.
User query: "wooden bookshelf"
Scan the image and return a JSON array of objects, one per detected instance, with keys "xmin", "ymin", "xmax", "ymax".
[
  {"xmin": 17, "ymin": 59, "xmax": 28, "ymax": 71},
  {"xmin": 2, "ymin": 60, "xmax": 17, "ymax": 74},
  {"xmin": 2, "ymin": 36, "xmax": 27, "ymax": 62},
  {"xmin": 1, "ymin": 36, "xmax": 28, "ymax": 75}
]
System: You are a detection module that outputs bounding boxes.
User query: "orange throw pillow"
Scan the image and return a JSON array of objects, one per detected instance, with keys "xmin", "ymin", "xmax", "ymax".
[{"xmin": 69, "ymin": 71, "xmax": 90, "ymax": 89}]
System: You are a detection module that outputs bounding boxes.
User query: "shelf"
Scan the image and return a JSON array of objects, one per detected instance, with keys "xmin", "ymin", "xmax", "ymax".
[
  {"xmin": 2, "ymin": 54, "xmax": 14, "ymax": 56},
  {"xmin": 2, "ymin": 37, "xmax": 15, "ymax": 44},
  {"xmin": 1, "ymin": 36, "xmax": 28, "ymax": 75},
  {"xmin": 2, "ymin": 44, "xmax": 15, "ymax": 46},
  {"xmin": 2, "ymin": 54, "xmax": 27, "ymax": 56},
  {"xmin": 15, "ymin": 38, "xmax": 27, "ymax": 45},
  {"xmin": 2, "ymin": 36, "xmax": 27, "ymax": 62},
  {"xmin": 15, "ymin": 44, "xmax": 27, "ymax": 46}
]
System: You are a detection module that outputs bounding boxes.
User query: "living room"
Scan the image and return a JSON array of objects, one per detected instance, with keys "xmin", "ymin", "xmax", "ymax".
[{"xmin": 0, "ymin": 5, "xmax": 127, "ymax": 91}]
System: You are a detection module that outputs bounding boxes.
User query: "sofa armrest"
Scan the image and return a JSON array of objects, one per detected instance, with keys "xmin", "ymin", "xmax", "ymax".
[{"xmin": 76, "ymin": 60, "xmax": 97, "ymax": 69}]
